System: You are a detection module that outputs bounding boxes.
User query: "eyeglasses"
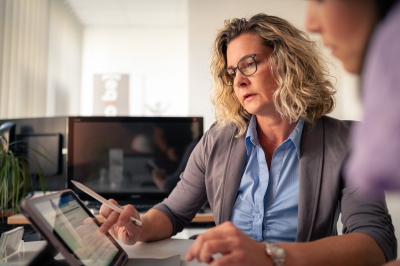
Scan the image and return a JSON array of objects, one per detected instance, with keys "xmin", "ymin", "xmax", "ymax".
[{"xmin": 218, "ymin": 54, "xmax": 259, "ymax": 87}]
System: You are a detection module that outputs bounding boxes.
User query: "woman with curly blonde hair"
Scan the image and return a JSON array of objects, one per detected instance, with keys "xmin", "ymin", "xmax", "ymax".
[
  {"xmin": 99, "ymin": 13, "xmax": 395, "ymax": 266},
  {"xmin": 211, "ymin": 14, "xmax": 335, "ymax": 137}
]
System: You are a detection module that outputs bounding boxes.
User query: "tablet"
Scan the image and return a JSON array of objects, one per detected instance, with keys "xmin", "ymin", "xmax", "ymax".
[{"xmin": 19, "ymin": 189, "xmax": 128, "ymax": 266}]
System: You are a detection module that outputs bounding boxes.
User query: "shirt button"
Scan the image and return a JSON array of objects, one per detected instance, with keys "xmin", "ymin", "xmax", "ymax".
[{"xmin": 257, "ymin": 213, "xmax": 262, "ymax": 219}]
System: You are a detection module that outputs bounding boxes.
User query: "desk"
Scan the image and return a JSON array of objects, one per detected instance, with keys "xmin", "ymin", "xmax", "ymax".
[
  {"xmin": 2, "ymin": 239, "xmax": 207, "ymax": 265},
  {"xmin": 7, "ymin": 213, "xmax": 214, "ymax": 225}
]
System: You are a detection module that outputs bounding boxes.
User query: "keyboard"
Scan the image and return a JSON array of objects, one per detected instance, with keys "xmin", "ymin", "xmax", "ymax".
[{"xmin": 85, "ymin": 200, "xmax": 161, "ymax": 213}]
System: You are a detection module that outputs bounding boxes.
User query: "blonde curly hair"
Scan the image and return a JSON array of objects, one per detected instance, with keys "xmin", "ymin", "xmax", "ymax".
[{"xmin": 211, "ymin": 13, "xmax": 336, "ymax": 137}]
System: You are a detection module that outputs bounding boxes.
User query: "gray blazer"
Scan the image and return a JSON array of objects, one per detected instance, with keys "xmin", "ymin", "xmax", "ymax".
[{"xmin": 154, "ymin": 116, "xmax": 397, "ymax": 261}]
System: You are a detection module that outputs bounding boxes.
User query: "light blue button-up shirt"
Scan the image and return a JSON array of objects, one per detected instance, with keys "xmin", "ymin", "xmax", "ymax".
[{"xmin": 230, "ymin": 115, "xmax": 304, "ymax": 242}]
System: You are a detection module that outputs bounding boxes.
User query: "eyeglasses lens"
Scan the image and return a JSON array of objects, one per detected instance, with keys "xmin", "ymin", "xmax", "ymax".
[
  {"xmin": 220, "ymin": 70, "xmax": 234, "ymax": 86},
  {"xmin": 219, "ymin": 55, "xmax": 257, "ymax": 86},
  {"xmin": 238, "ymin": 56, "xmax": 257, "ymax": 76}
]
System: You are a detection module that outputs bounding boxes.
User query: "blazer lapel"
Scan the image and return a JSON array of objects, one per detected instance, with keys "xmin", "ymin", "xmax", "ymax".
[
  {"xmin": 218, "ymin": 131, "xmax": 247, "ymax": 223},
  {"xmin": 296, "ymin": 118, "xmax": 324, "ymax": 241}
]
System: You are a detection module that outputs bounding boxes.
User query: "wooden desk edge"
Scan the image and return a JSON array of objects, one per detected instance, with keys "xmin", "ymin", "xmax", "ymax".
[{"xmin": 8, "ymin": 213, "xmax": 214, "ymax": 224}]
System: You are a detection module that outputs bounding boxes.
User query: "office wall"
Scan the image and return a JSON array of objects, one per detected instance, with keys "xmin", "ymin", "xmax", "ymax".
[
  {"xmin": 0, "ymin": 0, "xmax": 82, "ymax": 119},
  {"xmin": 46, "ymin": 0, "xmax": 82, "ymax": 116},
  {"xmin": 80, "ymin": 25, "xmax": 188, "ymax": 117}
]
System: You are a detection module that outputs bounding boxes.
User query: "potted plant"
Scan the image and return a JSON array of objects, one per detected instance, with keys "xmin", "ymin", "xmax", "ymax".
[{"xmin": 0, "ymin": 136, "xmax": 47, "ymax": 221}]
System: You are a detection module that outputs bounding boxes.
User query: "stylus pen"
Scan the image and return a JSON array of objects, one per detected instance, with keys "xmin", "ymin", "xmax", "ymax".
[{"xmin": 71, "ymin": 180, "xmax": 142, "ymax": 227}]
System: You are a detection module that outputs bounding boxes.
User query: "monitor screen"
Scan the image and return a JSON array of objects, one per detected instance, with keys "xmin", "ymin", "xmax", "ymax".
[
  {"xmin": 67, "ymin": 117, "xmax": 203, "ymax": 206},
  {"xmin": 17, "ymin": 133, "xmax": 62, "ymax": 176}
]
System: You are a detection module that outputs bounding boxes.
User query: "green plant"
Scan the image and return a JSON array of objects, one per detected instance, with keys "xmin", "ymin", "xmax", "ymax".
[{"xmin": 0, "ymin": 136, "xmax": 47, "ymax": 217}]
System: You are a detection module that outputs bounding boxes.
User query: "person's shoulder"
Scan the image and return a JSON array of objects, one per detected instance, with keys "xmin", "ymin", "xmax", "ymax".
[
  {"xmin": 320, "ymin": 115, "xmax": 356, "ymax": 129},
  {"xmin": 206, "ymin": 122, "xmax": 238, "ymax": 137},
  {"xmin": 202, "ymin": 122, "xmax": 241, "ymax": 146},
  {"xmin": 319, "ymin": 116, "xmax": 357, "ymax": 142},
  {"xmin": 306, "ymin": 116, "xmax": 355, "ymax": 139}
]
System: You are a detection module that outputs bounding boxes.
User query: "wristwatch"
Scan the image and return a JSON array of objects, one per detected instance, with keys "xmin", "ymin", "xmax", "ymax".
[{"xmin": 265, "ymin": 242, "xmax": 286, "ymax": 266}]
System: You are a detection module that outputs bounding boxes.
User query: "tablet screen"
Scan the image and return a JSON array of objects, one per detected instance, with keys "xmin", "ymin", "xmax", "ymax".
[{"xmin": 22, "ymin": 190, "xmax": 126, "ymax": 266}]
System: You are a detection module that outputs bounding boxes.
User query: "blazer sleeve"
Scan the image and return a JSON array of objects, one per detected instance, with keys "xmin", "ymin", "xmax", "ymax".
[{"xmin": 340, "ymin": 171, "xmax": 397, "ymax": 261}]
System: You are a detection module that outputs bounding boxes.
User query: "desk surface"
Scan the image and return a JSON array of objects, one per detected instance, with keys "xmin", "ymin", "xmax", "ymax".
[
  {"xmin": 3, "ymin": 239, "xmax": 207, "ymax": 266},
  {"xmin": 8, "ymin": 213, "xmax": 214, "ymax": 225}
]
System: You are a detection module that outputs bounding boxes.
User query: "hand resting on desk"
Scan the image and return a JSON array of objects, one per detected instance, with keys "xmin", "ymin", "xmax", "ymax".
[{"xmin": 186, "ymin": 222, "xmax": 270, "ymax": 266}]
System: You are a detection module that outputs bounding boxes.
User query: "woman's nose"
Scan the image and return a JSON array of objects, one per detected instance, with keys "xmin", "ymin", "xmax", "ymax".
[{"xmin": 234, "ymin": 70, "xmax": 250, "ymax": 87}]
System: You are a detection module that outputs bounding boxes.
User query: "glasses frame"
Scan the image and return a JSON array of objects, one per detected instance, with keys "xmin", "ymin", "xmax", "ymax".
[{"xmin": 218, "ymin": 54, "xmax": 258, "ymax": 87}]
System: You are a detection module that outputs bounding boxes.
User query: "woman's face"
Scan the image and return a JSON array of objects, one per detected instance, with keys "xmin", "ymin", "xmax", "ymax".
[
  {"xmin": 226, "ymin": 33, "xmax": 278, "ymax": 117},
  {"xmin": 305, "ymin": 0, "xmax": 378, "ymax": 74}
]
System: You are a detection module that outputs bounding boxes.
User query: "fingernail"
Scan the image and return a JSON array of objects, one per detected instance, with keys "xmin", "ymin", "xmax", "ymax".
[
  {"xmin": 117, "ymin": 220, "xmax": 124, "ymax": 227},
  {"xmin": 98, "ymin": 226, "xmax": 106, "ymax": 233}
]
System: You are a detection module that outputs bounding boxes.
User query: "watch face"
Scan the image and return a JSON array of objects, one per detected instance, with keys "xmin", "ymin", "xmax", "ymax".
[
  {"xmin": 271, "ymin": 245, "xmax": 285, "ymax": 257},
  {"xmin": 265, "ymin": 242, "xmax": 286, "ymax": 266}
]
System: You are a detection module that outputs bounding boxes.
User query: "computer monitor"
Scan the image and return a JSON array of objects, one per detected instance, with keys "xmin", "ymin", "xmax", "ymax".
[
  {"xmin": 16, "ymin": 133, "xmax": 62, "ymax": 176},
  {"xmin": 67, "ymin": 116, "xmax": 203, "ymax": 209},
  {"xmin": 0, "ymin": 121, "xmax": 16, "ymax": 151}
]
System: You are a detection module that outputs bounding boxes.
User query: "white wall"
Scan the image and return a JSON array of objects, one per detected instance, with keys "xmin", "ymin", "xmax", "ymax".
[
  {"xmin": 0, "ymin": 0, "xmax": 82, "ymax": 119},
  {"xmin": 80, "ymin": 26, "xmax": 189, "ymax": 117},
  {"xmin": 47, "ymin": 0, "xmax": 83, "ymax": 117}
]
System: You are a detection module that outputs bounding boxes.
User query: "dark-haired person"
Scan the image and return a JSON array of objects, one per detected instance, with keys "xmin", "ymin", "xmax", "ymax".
[
  {"xmin": 306, "ymin": 1, "xmax": 400, "ymax": 265},
  {"xmin": 99, "ymin": 13, "xmax": 396, "ymax": 266}
]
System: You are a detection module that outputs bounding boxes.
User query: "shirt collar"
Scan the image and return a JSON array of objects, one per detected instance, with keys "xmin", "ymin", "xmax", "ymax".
[
  {"xmin": 245, "ymin": 115, "xmax": 304, "ymax": 158},
  {"xmin": 245, "ymin": 115, "xmax": 258, "ymax": 155},
  {"xmin": 289, "ymin": 117, "xmax": 304, "ymax": 159}
]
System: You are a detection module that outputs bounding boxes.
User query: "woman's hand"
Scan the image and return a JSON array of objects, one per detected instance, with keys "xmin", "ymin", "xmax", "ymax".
[
  {"xmin": 98, "ymin": 199, "xmax": 142, "ymax": 245},
  {"xmin": 186, "ymin": 221, "xmax": 272, "ymax": 266}
]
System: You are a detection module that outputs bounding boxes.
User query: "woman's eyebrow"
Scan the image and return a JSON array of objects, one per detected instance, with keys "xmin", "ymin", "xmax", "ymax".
[{"xmin": 227, "ymin": 53, "xmax": 255, "ymax": 68}]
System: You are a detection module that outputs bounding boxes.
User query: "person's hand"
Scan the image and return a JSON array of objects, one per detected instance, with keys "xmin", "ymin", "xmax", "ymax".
[
  {"xmin": 152, "ymin": 168, "xmax": 167, "ymax": 191},
  {"xmin": 98, "ymin": 199, "xmax": 142, "ymax": 245},
  {"xmin": 186, "ymin": 222, "xmax": 271, "ymax": 266}
]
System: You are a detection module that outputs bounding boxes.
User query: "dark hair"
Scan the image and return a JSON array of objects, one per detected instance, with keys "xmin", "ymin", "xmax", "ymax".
[{"xmin": 375, "ymin": 0, "xmax": 399, "ymax": 19}]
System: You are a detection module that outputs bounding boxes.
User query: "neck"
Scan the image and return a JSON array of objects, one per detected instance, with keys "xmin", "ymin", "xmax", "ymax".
[{"xmin": 256, "ymin": 115, "xmax": 297, "ymax": 146}]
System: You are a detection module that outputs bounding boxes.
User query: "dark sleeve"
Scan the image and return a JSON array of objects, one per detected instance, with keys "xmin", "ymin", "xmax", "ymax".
[
  {"xmin": 153, "ymin": 133, "xmax": 209, "ymax": 236},
  {"xmin": 340, "ymin": 179, "xmax": 397, "ymax": 261}
]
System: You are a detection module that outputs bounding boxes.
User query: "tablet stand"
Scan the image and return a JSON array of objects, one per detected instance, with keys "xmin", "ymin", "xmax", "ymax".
[
  {"xmin": 0, "ymin": 226, "xmax": 25, "ymax": 263},
  {"xmin": 0, "ymin": 240, "xmax": 24, "ymax": 262}
]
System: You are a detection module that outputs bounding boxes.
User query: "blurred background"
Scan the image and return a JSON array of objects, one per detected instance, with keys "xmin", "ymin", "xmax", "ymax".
[
  {"xmin": 0, "ymin": 0, "xmax": 361, "ymax": 128},
  {"xmin": 0, "ymin": 0, "xmax": 397, "ymax": 257}
]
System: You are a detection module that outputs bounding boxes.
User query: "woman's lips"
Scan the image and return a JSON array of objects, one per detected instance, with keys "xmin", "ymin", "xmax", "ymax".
[{"xmin": 243, "ymin": 93, "xmax": 256, "ymax": 100}]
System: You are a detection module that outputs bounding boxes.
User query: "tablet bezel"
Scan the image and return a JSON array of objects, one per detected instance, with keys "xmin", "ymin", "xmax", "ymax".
[{"xmin": 19, "ymin": 189, "xmax": 128, "ymax": 266}]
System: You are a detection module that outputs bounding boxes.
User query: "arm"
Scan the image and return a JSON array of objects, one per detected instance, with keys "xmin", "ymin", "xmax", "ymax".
[
  {"xmin": 186, "ymin": 222, "xmax": 386, "ymax": 266},
  {"xmin": 281, "ymin": 233, "xmax": 385, "ymax": 266},
  {"xmin": 98, "ymin": 199, "xmax": 172, "ymax": 245}
]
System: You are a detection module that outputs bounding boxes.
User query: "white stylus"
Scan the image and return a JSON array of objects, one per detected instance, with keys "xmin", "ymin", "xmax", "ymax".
[{"xmin": 71, "ymin": 180, "xmax": 142, "ymax": 227}]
